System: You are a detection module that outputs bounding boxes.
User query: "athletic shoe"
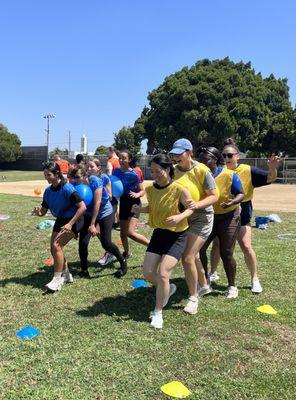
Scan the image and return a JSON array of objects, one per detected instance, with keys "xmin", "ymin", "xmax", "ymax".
[
  {"xmin": 150, "ymin": 311, "xmax": 163, "ymax": 329},
  {"xmin": 251, "ymin": 278, "xmax": 263, "ymax": 294},
  {"xmin": 114, "ymin": 262, "xmax": 127, "ymax": 278},
  {"xmin": 227, "ymin": 286, "xmax": 238, "ymax": 299},
  {"xmin": 163, "ymin": 283, "xmax": 177, "ymax": 307},
  {"xmin": 198, "ymin": 285, "xmax": 212, "ymax": 297},
  {"xmin": 75, "ymin": 270, "xmax": 91, "ymax": 279},
  {"xmin": 183, "ymin": 296, "xmax": 199, "ymax": 315},
  {"xmin": 97, "ymin": 252, "xmax": 115, "ymax": 266},
  {"xmin": 112, "ymin": 222, "xmax": 120, "ymax": 230},
  {"xmin": 62, "ymin": 269, "xmax": 74, "ymax": 283},
  {"xmin": 45, "ymin": 276, "xmax": 64, "ymax": 292},
  {"xmin": 122, "ymin": 251, "xmax": 132, "ymax": 260},
  {"xmin": 209, "ymin": 271, "xmax": 220, "ymax": 282}
]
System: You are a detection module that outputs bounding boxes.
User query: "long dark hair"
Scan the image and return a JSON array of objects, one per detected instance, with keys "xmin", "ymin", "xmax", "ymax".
[
  {"xmin": 120, "ymin": 149, "xmax": 137, "ymax": 168},
  {"xmin": 197, "ymin": 146, "xmax": 225, "ymax": 166},
  {"xmin": 150, "ymin": 154, "xmax": 174, "ymax": 179},
  {"xmin": 42, "ymin": 161, "xmax": 65, "ymax": 183}
]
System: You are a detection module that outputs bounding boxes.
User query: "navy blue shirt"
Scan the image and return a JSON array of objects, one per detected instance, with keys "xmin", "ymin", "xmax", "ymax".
[{"xmin": 251, "ymin": 166, "xmax": 269, "ymax": 188}]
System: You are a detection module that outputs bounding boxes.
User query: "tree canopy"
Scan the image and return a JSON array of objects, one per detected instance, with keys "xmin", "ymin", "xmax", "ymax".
[
  {"xmin": 0, "ymin": 124, "xmax": 22, "ymax": 162},
  {"xmin": 113, "ymin": 126, "xmax": 142, "ymax": 156},
  {"xmin": 95, "ymin": 145, "xmax": 108, "ymax": 155},
  {"xmin": 132, "ymin": 58, "xmax": 296, "ymax": 156}
]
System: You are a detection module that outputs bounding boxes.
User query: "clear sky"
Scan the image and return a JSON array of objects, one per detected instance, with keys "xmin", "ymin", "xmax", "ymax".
[{"xmin": 1, "ymin": 0, "xmax": 295, "ymax": 153}]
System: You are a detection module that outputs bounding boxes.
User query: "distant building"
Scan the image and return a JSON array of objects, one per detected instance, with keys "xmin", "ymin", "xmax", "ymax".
[{"xmin": 81, "ymin": 134, "xmax": 88, "ymax": 153}]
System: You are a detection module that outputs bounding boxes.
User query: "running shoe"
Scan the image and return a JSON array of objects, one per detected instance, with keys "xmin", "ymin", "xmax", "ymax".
[
  {"xmin": 97, "ymin": 252, "xmax": 115, "ymax": 266},
  {"xmin": 62, "ymin": 269, "xmax": 74, "ymax": 284},
  {"xmin": 163, "ymin": 283, "xmax": 177, "ymax": 307},
  {"xmin": 209, "ymin": 271, "xmax": 220, "ymax": 282},
  {"xmin": 251, "ymin": 278, "xmax": 263, "ymax": 294},
  {"xmin": 150, "ymin": 311, "xmax": 163, "ymax": 329},
  {"xmin": 183, "ymin": 296, "xmax": 199, "ymax": 315},
  {"xmin": 226, "ymin": 286, "xmax": 238, "ymax": 299},
  {"xmin": 45, "ymin": 276, "xmax": 65, "ymax": 292},
  {"xmin": 114, "ymin": 261, "xmax": 127, "ymax": 279},
  {"xmin": 198, "ymin": 284, "xmax": 212, "ymax": 297}
]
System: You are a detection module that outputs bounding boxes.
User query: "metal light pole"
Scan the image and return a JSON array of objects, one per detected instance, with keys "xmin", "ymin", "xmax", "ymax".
[{"xmin": 43, "ymin": 114, "xmax": 55, "ymax": 160}]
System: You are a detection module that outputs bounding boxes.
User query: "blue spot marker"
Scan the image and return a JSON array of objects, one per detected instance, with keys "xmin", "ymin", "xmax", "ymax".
[
  {"xmin": 131, "ymin": 279, "xmax": 149, "ymax": 288},
  {"xmin": 16, "ymin": 326, "xmax": 40, "ymax": 339}
]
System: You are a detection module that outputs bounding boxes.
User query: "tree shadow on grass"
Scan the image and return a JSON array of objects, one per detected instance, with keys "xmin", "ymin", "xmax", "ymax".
[{"xmin": 0, "ymin": 266, "xmax": 52, "ymax": 290}]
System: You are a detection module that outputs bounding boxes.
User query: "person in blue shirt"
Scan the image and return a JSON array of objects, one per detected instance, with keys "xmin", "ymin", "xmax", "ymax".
[
  {"xmin": 69, "ymin": 165, "xmax": 126, "ymax": 278},
  {"xmin": 112, "ymin": 150, "xmax": 150, "ymax": 277},
  {"xmin": 31, "ymin": 161, "xmax": 86, "ymax": 293},
  {"xmin": 197, "ymin": 147, "xmax": 244, "ymax": 299}
]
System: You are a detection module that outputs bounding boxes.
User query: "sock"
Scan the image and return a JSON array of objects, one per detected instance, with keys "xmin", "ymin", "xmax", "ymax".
[{"xmin": 54, "ymin": 272, "xmax": 62, "ymax": 278}]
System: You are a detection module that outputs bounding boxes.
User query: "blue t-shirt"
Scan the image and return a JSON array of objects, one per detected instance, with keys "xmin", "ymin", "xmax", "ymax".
[
  {"xmin": 214, "ymin": 167, "xmax": 243, "ymax": 195},
  {"xmin": 100, "ymin": 173, "xmax": 110, "ymax": 187},
  {"xmin": 42, "ymin": 183, "xmax": 79, "ymax": 218},
  {"xmin": 113, "ymin": 168, "xmax": 140, "ymax": 195},
  {"xmin": 86, "ymin": 175, "xmax": 112, "ymax": 220}
]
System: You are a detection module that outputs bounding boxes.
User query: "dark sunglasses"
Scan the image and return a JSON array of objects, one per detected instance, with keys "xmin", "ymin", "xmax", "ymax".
[{"xmin": 222, "ymin": 152, "xmax": 238, "ymax": 159}]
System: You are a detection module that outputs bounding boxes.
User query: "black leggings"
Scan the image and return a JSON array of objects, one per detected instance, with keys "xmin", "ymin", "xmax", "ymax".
[
  {"xmin": 79, "ymin": 213, "xmax": 124, "ymax": 270},
  {"xmin": 200, "ymin": 208, "xmax": 240, "ymax": 287}
]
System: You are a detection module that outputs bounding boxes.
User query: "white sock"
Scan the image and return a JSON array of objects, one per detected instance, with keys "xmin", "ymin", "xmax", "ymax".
[
  {"xmin": 54, "ymin": 272, "xmax": 62, "ymax": 278},
  {"xmin": 154, "ymin": 309, "xmax": 162, "ymax": 315}
]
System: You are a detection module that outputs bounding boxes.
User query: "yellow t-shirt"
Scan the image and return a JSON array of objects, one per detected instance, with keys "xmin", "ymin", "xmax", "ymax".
[
  {"xmin": 234, "ymin": 164, "xmax": 253, "ymax": 202},
  {"xmin": 213, "ymin": 168, "xmax": 240, "ymax": 214},
  {"xmin": 174, "ymin": 162, "xmax": 210, "ymax": 201},
  {"xmin": 145, "ymin": 181, "xmax": 188, "ymax": 232}
]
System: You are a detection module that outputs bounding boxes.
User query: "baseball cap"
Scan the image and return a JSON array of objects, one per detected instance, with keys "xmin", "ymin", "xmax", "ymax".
[{"xmin": 169, "ymin": 138, "xmax": 193, "ymax": 154}]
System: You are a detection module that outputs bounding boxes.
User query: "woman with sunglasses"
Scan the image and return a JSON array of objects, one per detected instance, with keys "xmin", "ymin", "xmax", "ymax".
[
  {"xmin": 169, "ymin": 139, "xmax": 218, "ymax": 315},
  {"xmin": 69, "ymin": 165, "xmax": 126, "ymax": 278},
  {"xmin": 197, "ymin": 147, "xmax": 244, "ymax": 298},
  {"xmin": 210, "ymin": 138, "xmax": 281, "ymax": 293},
  {"xmin": 132, "ymin": 154, "xmax": 194, "ymax": 329},
  {"xmin": 32, "ymin": 162, "xmax": 86, "ymax": 292}
]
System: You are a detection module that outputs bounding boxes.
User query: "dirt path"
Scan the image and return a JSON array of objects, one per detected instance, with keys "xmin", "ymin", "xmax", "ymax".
[{"xmin": 0, "ymin": 181, "xmax": 295, "ymax": 212}]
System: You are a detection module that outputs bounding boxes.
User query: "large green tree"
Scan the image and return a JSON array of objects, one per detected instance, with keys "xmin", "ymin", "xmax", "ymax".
[
  {"xmin": 0, "ymin": 124, "xmax": 22, "ymax": 162},
  {"xmin": 95, "ymin": 145, "xmax": 109, "ymax": 155},
  {"xmin": 113, "ymin": 126, "xmax": 142, "ymax": 155},
  {"xmin": 133, "ymin": 58, "xmax": 296, "ymax": 156}
]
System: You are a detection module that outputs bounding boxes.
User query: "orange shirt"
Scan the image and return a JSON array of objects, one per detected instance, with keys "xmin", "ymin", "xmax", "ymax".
[
  {"xmin": 56, "ymin": 159, "xmax": 69, "ymax": 174},
  {"xmin": 108, "ymin": 157, "xmax": 120, "ymax": 172}
]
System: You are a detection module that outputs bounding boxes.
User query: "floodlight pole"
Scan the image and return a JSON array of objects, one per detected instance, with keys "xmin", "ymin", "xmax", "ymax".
[{"xmin": 43, "ymin": 114, "xmax": 55, "ymax": 160}]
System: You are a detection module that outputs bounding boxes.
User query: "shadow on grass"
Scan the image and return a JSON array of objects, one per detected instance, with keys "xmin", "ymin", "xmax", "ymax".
[
  {"xmin": 0, "ymin": 266, "xmax": 51, "ymax": 290},
  {"xmin": 76, "ymin": 277, "xmax": 189, "ymax": 323}
]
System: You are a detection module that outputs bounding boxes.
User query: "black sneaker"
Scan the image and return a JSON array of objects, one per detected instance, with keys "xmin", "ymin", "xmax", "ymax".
[
  {"xmin": 112, "ymin": 222, "xmax": 120, "ymax": 230},
  {"xmin": 76, "ymin": 270, "xmax": 91, "ymax": 279},
  {"xmin": 114, "ymin": 263, "xmax": 127, "ymax": 279}
]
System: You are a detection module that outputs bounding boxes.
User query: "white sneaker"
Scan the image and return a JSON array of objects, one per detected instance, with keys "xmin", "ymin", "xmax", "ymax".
[
  {"xmin": 227, "ymin": 286, "xmax": 238, "ymax": 299},
  {"xmin": 183, "ymin": 296, "xmax": 199, "ymax": 315},
  {"xmin": 62, "ymin": 269, "xmax": 74, "ymax": 284},
  {"xmin": 163, "ymin": 283, "xmax": 177, "ymax": 307},
  {"xmin": 45, "ymin": 276, "xmax": 65, "ymax": 292},
  {"xmin": 251, "ymin": 278, "xmax": 263, "ymax": 294},
  {"xmin": 97, "ymin": 252, "xmax": 115, "ymax": 266},
  {"xmin": 198, "ymin": 284, "xmax": 212, "ymax": 297},
  {"xmin": 150, "ymin": 311, "xmax": 163, "ymax": 329},
  {"xmin": 209, "ymin": 271, "xmax": 220, "ymax": 282}
]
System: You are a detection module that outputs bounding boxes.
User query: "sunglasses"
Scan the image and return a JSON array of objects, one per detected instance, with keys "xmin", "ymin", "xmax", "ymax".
[{"xmin": 222, "ymin": 153, "xmax": 238, "ymax": 159}]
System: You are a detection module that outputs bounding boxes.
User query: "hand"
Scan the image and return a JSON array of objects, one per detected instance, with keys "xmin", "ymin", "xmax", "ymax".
[
  {"xmin": 165, "ymin": 215, "xmax": 181, "ymax": 226},
  {"xmin": 31, "ymin": 206, "xmax": 43, "ymax": 216},
  {"xmin": 131, "ymin": 204, "xmax": 141, "ymax": 214},
  {"xmin": 60, "ymin": 223, "xmax": 73, "ymax": 233},
  {"xmin": 88, "ymin": 224, "xmax": 98, "ymax": 236},
  {"xmin": 129, "ymin": 190, "xmax": 141, "ymax": 199},
  {"xmin": 221, "ymin": 200, "xmax": 234, "ymax": 209},
  {"xmin": 268, "ymin": 153, "xmax": 281, "ymax": 170},
  {"xmin": 186, "ymin": 199, "xmax": 199, "ymax": 210}
]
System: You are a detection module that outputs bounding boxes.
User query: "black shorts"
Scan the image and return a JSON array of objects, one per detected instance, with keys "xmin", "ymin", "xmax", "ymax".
[
  {"xmin": 53, "ymin": 217, "xmax": 84, "ymax": 235},
  {"xmin": 240, "ymin": 201, "xmax": 253, "ymax": 226},
  {"xmin": 119, "ymin": 194, "xmax": 140, "ymax": 220},
  {"xmin": 147, "ymin": 228, "xmax": 188, "ymax": 261}
]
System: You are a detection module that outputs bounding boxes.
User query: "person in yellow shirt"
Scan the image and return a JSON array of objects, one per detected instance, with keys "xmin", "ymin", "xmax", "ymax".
[
  {"xmin": 210, "ymin": 138, "xmax": 281, "ymax": 293},
  {"xmin": 132, "ymin": 154, "xmax": 193, "ymax": 329},
  {"xmin": 197, "ymin": 146, "xmax": 244, "ymax": 299},
  {"xmin": 169, "ymin": 138, "xmax": 218, "ymax": 315}
]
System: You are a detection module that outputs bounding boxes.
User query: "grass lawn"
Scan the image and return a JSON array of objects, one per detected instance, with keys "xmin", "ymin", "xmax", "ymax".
[
  {"xmin": 0, "ymin": 193, "xmax": 295, "ymax": 399},
  {"xmin": 0, "ymin": 170, "xmax": 43, "ymax": 182}
]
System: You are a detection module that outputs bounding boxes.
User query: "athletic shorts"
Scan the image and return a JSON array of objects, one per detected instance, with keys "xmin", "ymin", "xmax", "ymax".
[
  {"xmin": 240, "ymin": 200, "xmax": 253, "ymax": 226},
  {"xmin": 147, "ymin": 228, "xmax": 188, "ymax": 261},
  {"xmin": 53, "ymin": 217, "xmax": 84, "ymax": 236},
  {"xmin": 187, "ymin": 211, "xmax": 214, "ymax": 239},
  {"xmin": 119, "ymin": 194, "xmax": 140, "ymax": 220}
]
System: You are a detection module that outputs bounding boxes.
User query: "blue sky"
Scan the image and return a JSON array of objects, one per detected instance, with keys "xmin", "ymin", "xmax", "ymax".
[{"xmin": 1, "ymin": 0, "xmax": 295, "ymax": 153}]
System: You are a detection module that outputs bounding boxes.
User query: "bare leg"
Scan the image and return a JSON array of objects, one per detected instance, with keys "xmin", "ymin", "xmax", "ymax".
[
  {"xmin": 238, "ymin": 225, "xmax": 257, "ymax": 278},
  {"xmin": 127, "ymin": 217, "xmax": 150, "ymax": 246},
  {"xmin": 210, "ymin": 237, "xmax": 220, "ymax": 274},
  {"xmin": 155, "ymin": 255, "xmax": 178, "ymax": 310},
  {"xmin": 120, "ymin": 220, "xmax": 129, "ymax": 255},
  {"xmin": 51, "ymin": 231, "xmax": 75, "ymax": 273}
]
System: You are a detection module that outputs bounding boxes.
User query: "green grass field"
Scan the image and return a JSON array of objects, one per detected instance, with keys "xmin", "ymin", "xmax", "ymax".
[
  {"xmin": 0, "ymin": 194, "xmax": 295, "ymax": 399},
  {"xmin": 0, "ymin": 170, "xmax": 43, "ymax": 182}
]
